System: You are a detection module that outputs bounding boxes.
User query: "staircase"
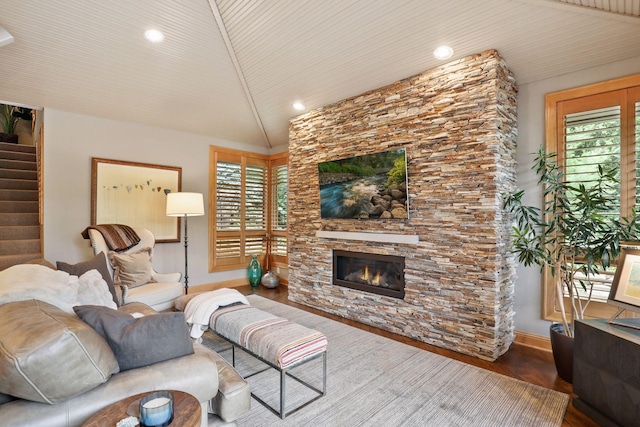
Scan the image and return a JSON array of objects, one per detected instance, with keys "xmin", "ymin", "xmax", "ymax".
[{"xmin": 0, "ymin": 141, "xmax": 42, "ymax": 270}]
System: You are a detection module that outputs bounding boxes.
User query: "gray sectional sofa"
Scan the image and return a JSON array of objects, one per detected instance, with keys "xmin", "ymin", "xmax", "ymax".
[{"xmin": 0, "ymin": 265, "xmax": 251, "ymax": 426}]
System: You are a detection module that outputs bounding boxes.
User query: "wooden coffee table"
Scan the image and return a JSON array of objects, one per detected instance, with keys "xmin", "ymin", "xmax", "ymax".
[{"xmin": 82, "ymin": 390, "xmax": 201, "ymax": 427}]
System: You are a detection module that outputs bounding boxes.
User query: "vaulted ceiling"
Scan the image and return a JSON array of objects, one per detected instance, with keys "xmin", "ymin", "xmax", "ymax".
[{"xmin": 0, "ymin": 0, "xmax": 639, "ymax": 148}]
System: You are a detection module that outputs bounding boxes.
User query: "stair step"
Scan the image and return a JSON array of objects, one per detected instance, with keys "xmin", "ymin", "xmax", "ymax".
[
  {"xmin": 0, "ymin": 253, "xmax": 43, "ymax": 271},
  {"xmin": 0, "ymin": 189, "xmax": 37, "ymax": 201},
  {"xmin": 0, "ymin": 225, "xmax": 40, "ymax": 240},
  {"xmin": 0, "ymin": 178, "xmax": 38, "ymax": 190},
  {"xmin": 0, "ymin": 150, "xmax": 36, "ymax": 162},
  {"xmin": 0, "ymin": 201, "xmax": 39, "ymax": 213},
  {"xmin": 0, "ymin": 159, "xmax": 37, "ymax": 171},
  {"xmin": 0, "ymin": 168, "xmax": 37, "ymax": 180},
  {"xmin": 0, "ymin": 212, "xmax": 38, "ymax": 226},
  {"xmin": 0, "ymin": 239, "xmax": 40, "ymax": 255},
  {"xmin": 0, "ymin": 142, "xmax": 36, "ymax": 154}
]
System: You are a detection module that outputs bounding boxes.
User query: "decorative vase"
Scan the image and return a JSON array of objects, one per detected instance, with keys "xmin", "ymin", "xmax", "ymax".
[
  {"xmin": 549, "ymin": 323, "xmax": 574, "ymax": 383},
  {"xmin": 247, "ymin": 255, "xmax": 262, "ymax": 287},
  {"xmin": 261, "ymin": 270, "xmax": 280, "ymax": 289}
]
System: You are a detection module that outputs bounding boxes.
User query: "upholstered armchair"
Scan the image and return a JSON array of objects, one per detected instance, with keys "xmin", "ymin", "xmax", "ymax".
[{"xmin": 87, "ymin": 227, "xmax": 183, "ymax": 311}]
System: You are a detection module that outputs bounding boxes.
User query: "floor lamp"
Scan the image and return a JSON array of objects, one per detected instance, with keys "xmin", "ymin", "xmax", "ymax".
[{"xmin": 166, "ymin": 192, "xmax": 204, "ymax": 294}]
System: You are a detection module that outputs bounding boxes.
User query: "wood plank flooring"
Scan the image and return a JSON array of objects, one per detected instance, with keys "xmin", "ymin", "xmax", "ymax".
[{"xmin": 237, "ymin": 285, "xmax": 598, "ymax": 427}]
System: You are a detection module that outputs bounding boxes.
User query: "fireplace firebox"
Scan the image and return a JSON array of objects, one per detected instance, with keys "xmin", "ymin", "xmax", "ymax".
[{"xmin": 333, "ymin": 250, "xmax": 405, "ymax": 299}]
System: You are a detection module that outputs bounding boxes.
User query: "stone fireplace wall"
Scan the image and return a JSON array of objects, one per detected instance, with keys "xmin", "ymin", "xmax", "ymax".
[{"xmin": 287, "ymin": 50, "xmax": 518, "ymax": 361}]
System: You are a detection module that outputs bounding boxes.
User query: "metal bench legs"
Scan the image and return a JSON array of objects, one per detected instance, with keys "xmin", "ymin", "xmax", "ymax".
[{"xmin": 230, "ymin": 342, "xmax": 327, "ymax": 419}]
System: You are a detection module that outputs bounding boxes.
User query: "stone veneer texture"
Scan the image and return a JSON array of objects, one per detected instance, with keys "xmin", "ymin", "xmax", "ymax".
[{"xmin": 287, "ymin": 50, "xmax": 518, "ymax": 361}]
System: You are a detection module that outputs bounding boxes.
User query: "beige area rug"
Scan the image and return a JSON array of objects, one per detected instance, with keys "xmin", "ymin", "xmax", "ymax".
[{"xmin": 201, "ymin": 295, "xmax": 569, "ymax": 427}]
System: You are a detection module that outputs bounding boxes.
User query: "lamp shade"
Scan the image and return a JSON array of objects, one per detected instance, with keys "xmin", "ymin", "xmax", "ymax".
[{"xmin": 166, "ymin": 192, "xmax": 204, "ymax": 217}]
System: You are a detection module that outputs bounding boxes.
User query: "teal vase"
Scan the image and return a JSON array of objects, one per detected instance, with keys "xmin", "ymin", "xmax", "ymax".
[{"xmin": 247, "ymin": 255, "xmax": 262, "ymax": 287}]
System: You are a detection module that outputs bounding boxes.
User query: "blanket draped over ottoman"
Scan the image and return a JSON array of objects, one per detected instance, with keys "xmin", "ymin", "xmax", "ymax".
[
  {"xmin": 183, "ymin": 288, "xmax": 250, "ymax": 339},
  {"xmin": 211, "ymin": 304, "xmax": 328, "ymax": 369}
]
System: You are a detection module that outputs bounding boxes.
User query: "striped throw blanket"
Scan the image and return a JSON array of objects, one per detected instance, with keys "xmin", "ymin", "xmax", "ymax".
[
  {"xmin": 211, "ymin": 305, "xmax": 328, "ymax": 369},
  {"xmin": 81, "ymin": 224, "xmax": 141, "ymax": 252}
]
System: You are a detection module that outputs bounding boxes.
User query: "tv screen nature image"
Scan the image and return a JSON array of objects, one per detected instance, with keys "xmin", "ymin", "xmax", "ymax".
[{"xmin": 318, "ymin": 148, "xmax": 408, "ymax": 219}]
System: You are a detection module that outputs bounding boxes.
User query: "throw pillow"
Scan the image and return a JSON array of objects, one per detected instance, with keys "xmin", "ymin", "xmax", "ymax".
[
  {"xmin": 74, "ymin": 305, "xmax": 194, "ymax": 371},
  {"xmin": 0, "ymin": 300, "xmax": 119, "ymax": 404},
  {"xmin": 57, "ymin": 252, "xmax": 118, "ymax": 305},
  {"xmin": 108, "ymin": 247, "xmax": 156, "ymax": 289}
]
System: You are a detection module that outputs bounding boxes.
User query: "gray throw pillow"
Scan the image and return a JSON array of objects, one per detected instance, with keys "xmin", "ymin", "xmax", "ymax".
[
  {"xmin": 57, "ymin": 252, "xmax": 119, "ymax": 305},
  {"xmin": 74, "ymin": 305, "xmax": 194, "ymax": 371}
]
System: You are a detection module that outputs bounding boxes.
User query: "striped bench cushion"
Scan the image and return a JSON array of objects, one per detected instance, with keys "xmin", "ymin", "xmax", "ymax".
[{"xmin": 210, "ymin": 305, "xmax": 327, "ymax": 369}]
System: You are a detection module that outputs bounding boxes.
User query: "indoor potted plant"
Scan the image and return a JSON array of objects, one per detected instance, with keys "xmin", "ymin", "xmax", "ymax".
[
  {"xmin": 0, "ymin": 104, "xmax": 19, "ymax": 143},
  {"xmin": 503, "ymin": 147, "xmax": 640, "ymax": 381}
]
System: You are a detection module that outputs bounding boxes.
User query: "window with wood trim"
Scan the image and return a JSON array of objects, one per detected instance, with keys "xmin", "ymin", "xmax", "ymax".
[
  {"xmin": 209, "ymin": 146, "xmax": 288, "ymax": 272},
  {"xmin": 544, "ymin": 74, "xmax": 640, "ymax": 320},
  {"xmin": 269, "ymin": 154, "xmax": 288, "ymax": 268}
]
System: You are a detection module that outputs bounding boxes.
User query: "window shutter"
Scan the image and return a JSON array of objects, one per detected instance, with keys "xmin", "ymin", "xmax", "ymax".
[
  {"xmin": 546, "ymin": 79, "xmax": 640, "ymax": 317},
  {"xmin": 271, "ymin": 164, "xmax": 288, "ymax": 231},
  {"xmin": 210, "ymin": 149, "xmax": 270, "ymax": 271},
  {"xmin": 216, "ymin": 161, "xmax": 242, "ymax": 231},
  {"xmin": 269, "ymin": 160, "xmax": 288, "ymax": 266},
  {"xmin": 564, "ymin": 106, "xmax": 621, "ymax": 215},
  {"xmin": 245, "ymin": 164, "xmax": 266, "ymax": 231}
]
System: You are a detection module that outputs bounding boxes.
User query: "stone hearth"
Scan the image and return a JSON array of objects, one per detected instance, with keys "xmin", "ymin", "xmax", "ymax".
[{"xmin": 287, "ymin": 50, "xmax": 518, "ymax": 361}]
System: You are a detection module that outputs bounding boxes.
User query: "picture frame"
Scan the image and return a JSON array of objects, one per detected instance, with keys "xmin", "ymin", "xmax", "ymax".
[
  {"xmin": 91, "ymin": 158, "xmax": 182, "ymax": 243},
  {"xmin": 608, "ymin": 247, "xmax": 640, "ymax": 313}
]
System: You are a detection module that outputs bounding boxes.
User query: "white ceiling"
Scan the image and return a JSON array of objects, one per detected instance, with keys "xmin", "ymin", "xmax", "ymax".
[{"xmin": 0, "ymin": 0, "xmax": 639, "ymax": 148}]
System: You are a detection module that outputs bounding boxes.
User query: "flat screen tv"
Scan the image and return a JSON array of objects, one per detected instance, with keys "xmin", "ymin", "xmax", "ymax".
[{"xmin": 318, "ymin": 148, "xmax": 408, "ymax": 219}]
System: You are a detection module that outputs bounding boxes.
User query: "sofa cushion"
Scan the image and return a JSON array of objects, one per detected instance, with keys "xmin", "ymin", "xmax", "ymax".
[
  {"xmin": 57, "ymin": 252, "xmax": 118, "ymax": 305},
  {"xmin": 108, "ymin": 247, "xmax": 156, "ymax": 289},
  {"xmin": 0, "ymin": 300, "xmax": 119, "ymax": 404},
  {"xmin": 74, "ymin": 305, "xmax": 194, "ymax": 371}
]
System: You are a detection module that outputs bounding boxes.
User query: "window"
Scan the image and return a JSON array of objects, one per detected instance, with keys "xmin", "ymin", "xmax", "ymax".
[
  {"xmin": 209, "ymin": 147, "xmax": 288, "ymax": 272},
  {"xmin": 269, "ymin": 154, "xmax": 288, "ymax": 267},
  {"xmin": 544, "ymin": 74, "xmax": 640, "ymax": 320}
]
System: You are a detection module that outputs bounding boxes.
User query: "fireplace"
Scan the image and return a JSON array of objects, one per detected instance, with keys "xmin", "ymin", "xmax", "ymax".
[{"xmin": 333, "ymin": 250, "xmax": 405, "ymax": 299}]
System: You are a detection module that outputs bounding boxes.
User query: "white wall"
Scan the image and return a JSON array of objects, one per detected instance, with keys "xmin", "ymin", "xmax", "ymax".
[
  {"xmin": 514, "ymin": 55, "xmax": 640, "ymax": 336},
  {"xmin": 43, "ymin": 109, "xmax": 269, "ymax": 286}
]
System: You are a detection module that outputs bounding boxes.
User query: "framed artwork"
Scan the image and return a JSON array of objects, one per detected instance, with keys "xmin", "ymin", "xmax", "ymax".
[
  {"xmin": 608, "ymin": 248, "xmax": 640, "ymax": 312},
  {"xmin": 91, "ymin": 158, "xmax": 182, "ymax": 242}
]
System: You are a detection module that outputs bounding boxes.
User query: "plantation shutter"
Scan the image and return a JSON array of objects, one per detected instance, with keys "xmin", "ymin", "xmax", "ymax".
[
  {"xmin": 552, "ymin": 87, "xmax": 640, "ymax": 307},
  {"xmin": 269, "ymin": 158, "xmax": 288, "ymax": 266},
  {"xmin": 215, "ymin": 161, "xmax": 242, "ymax": 264},
  {"xmin": 210, "ymin": 149, "xmax": 267, "ymax": 271},
  {"xmin": 635, "ymin": 95, "xmax": 640, "ymax": 208},
  {"xmin": 564, "ymin": 105, "xmax": 621, "ymax": 216}
]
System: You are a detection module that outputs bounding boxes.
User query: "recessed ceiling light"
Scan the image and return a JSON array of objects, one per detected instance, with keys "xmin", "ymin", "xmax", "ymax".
[
  {"xmin": 293, "ymin": 102, "xmax": 306, "ymax": 111},
  {"xmin": 433, "ymin": 45, "xmax": 454, "ymax": 60},
  {"xmin": 144, "ymin": 29, "xmax": 165, "ymax": 43}
]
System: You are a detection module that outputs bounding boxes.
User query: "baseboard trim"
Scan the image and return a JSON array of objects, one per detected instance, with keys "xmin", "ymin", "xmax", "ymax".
[
  {"xmin": 190, "ymin": 278, "xmax": 289, "ymax": 293},
  {"xmin": 189, "ymin": 278, "xmax": 248, "ymax": 293},
  {"xmin": 514, "ymin": 330, "xmax": 551, "ymax": 352}
]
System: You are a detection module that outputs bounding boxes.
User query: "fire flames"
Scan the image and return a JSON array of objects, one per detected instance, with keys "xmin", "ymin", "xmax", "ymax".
[{"xmin": 361, "ymin": 265, "xmax": 382, "ymax": 286}]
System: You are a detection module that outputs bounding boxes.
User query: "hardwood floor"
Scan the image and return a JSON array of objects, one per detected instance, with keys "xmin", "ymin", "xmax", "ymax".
[{"xmin": 237, "ymin": 284, "xmax": 598, "ymax": 427}]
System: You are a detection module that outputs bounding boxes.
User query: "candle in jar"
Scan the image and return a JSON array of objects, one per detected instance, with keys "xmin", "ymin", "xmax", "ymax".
[
  {"xmin": 139, "ymin": 393, "xmax": 173, "ymax": 426},
  {"xmin": 143, "ymin": 397, "xmax": 170, "ymax": 409}
]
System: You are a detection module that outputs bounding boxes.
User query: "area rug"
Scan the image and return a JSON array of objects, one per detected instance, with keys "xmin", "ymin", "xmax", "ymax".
[{"xmin": 201, "ymin": 295, "xmax": 569, "ymax": 426}]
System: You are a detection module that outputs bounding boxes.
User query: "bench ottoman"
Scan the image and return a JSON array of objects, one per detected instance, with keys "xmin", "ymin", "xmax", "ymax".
[{"xmin": 177, "ymin": 294, "xmax": 327, "ymax": 419}]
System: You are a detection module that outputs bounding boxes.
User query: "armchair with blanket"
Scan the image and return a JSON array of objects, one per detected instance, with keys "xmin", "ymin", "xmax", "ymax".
[{"xmin": 83, "ymin": 225, "xmax": 184, "ymax": 311}]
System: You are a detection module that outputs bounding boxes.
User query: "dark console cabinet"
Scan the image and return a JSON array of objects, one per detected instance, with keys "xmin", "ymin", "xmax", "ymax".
[{"xmin": 573, "ymin": 319, "xmax": 640, "ymax": 427}]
